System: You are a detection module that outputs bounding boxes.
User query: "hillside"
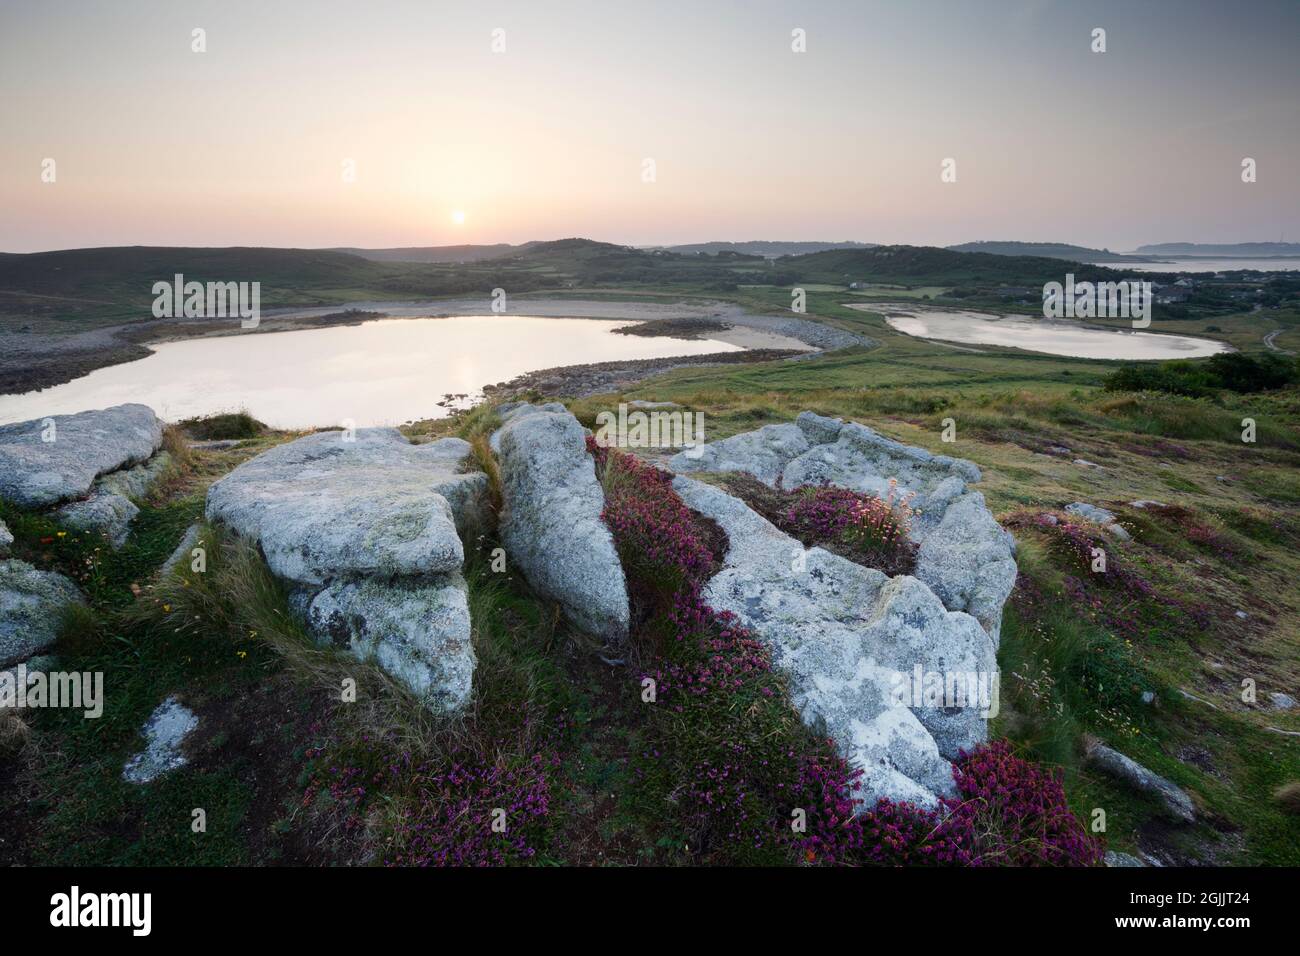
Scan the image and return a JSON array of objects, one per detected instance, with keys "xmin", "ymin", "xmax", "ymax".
[
  {"xmin": 1135, "ymin": 242, "xmax": 1300, "ymax": 257},
  {"xmin": 658, "ymin": 240, "xmax": 876, "ymax": 257},
  {"xmin": 329, "ymin": 244, "xmax": 524, "ymax": 263},
  {"xmin": 946, "ymin": 241, "xmax": 1151, "ymax": 263},
  {"xmin": 781, "ymin": 244, "xmax": 1125, "ymax": 286}
]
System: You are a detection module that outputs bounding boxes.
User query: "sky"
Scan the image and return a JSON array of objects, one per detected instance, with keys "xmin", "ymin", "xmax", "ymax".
[{"xmin": 2, "ymin": 0, "xmax": 1298, "ymax": 253}]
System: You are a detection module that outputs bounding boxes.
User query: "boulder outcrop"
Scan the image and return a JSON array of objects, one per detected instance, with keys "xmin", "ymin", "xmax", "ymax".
[
  {"xmin": 672, "ymin": 411, "xmax": 1016, "ymax": 644},
  {"xmin": 672, "ymin": 475, "xmax": 997, "ymax": 808},
  {"xmin": 0, "ymin": 559, "xmax": 85, "ymax": 668},
  {"xmin": 0, "ymin": 404, "xmax": 163, "ymax": 508},
  {"xmin": 205, "ymin": 428, "xmax": 487, "ymax": 711},
  {"xmin": 493, "ymin": 404, "xmax": 629, "ymax": 642}
]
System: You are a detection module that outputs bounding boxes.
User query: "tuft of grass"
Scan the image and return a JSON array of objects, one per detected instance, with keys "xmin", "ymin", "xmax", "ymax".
[{"xmin": 178, "ymin": 410, "xmax": 266, "ymax": 441}]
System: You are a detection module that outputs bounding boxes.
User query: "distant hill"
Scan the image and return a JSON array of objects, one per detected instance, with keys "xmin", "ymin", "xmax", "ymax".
[
  {"xmin": 1133, "ymin": 242, "xmax": 1300, "ymax": 257},
  {"xmin": 329, "ymin": 244, "xmax": 525, "ymax": 263},
  {"xmin": 656, "ymin": 240, "xmax": 876, "ymax": 258},
  {"xmin": 0, "ymin": 245, "xmax": 562, "ymax": 328},
  {"xmin": 946, "ymin": 241, "xmax": 1149, "ymax": 263},
  {"xmin": 782, "ymin": 244, "xmax": 1123, "ymax": 286}
]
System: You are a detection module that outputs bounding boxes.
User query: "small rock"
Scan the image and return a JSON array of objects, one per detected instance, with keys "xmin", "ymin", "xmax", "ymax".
[
  {"xmin": 1040, "ymin": 514, "xmax": 1059, "ymax": 525},
  {"xmin": 1104, "ymin": 851, "xmax": 1145, "ymax": 867},
  {"xmin": 0, "ymin": 559, "xmax": 85, "ymax": 667},
  {"xmin": 1064, "ymin": 501, "xmax": 1131, "ymax": 540},
  {"xmin": 122, "ymin": 696, "xmax": 198, "ymax": 784},
  {"xmin": 1270, "ymin": 693, "xmax": 1296, "ymax": 711},
  {"xmin": 1234, "ymin": 610, "xmax": 1249, "ymax": 620},
  {"xmin": 1141, "ymin": 691, "xmax": 1156, "ymax": 705},
  {"xmin": 1128, "ymin": 500, "xmax": 1166, "ymax": 509},
  {"xmin": 1085, "ymin": 740, "xmax": 1196, "ymax": 823},
  {"xmin": 0, "ymin": 519, "xmax": 11, "ymax": 556},
  {"xmin": 55, "ymin": 491, "xmax": 139, "ymax": 549},
  {"xmin": 1047, "ymin": 445, "xmax": 1071, "ymax": 456},
  {"xmin": 1073, "ymin": 459, "xmax": 1102, "ymax": 469},
  {"xmin": 159, "ymin": 524, "xmax": 203, "ymax": 577}
]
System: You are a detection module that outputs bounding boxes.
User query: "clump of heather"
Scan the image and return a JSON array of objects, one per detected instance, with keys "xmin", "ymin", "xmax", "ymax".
[
  {"xmin": 721, "ymin": 473, "xmax": 918, "ymax": 576},
  {"xmin": 303, "ymin": 737, "xmax": 560, "ymax": 867},
  {"xmin": 383, "ymin": 749, "xmax": 559, "ymax": 867},
  {"xmin": 947, "ymin": 740, "xmax": 1103, "ymax": 866},
  {"xmin": 792, "ymin": 742, "xmax": 1101, "ymax": 867}
]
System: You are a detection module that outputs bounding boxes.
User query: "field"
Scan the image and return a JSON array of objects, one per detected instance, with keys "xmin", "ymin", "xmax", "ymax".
[{"xmin": 2, "ymin": 256, "xmax": 1299, "ymax": 865}]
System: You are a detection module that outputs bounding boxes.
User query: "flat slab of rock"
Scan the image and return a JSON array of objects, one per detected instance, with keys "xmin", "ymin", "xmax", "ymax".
[
  {"xmin": 305, "ymin": 573, "xmax": 474, "ymax": 711},
  {"xmin": 0, "ymin": 559, "xmax": 84, "ymax": 667},
  {"xmin": 0, "ymin": 404, "xmax": 163, "ymax": 508},
  {"xmin": 159, "ymin": 524, "xmax": 204, "ymax": 577},
  {"xmin": 206, "ymin": 429, "xmax": 482, "ymax": 585},
  {"xmin": 1086, "ymin": 741, "xmax": 1196, "ymax": 823},
  {"xmin": 671, "ymin": 412, "xmax": 1016, "ymax": 644},
  {"xmin": 494, "ymin": 404, "xmax": 629, "ymax": 641},
  {"xmin": 122, "ymin": 696, "xmax": 198, "ymax": 784},
  {"xmin": 673, "ymin": 476, "xmax": 996, "ymax": 809}
]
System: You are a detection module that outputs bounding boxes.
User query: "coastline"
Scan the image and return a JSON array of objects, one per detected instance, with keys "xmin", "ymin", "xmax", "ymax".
[{"xmin": 0, "ymin": 297, "xmax": 868, "ymax": 397}]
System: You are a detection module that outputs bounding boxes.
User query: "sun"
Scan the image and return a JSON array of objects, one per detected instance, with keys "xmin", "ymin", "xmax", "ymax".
[{"xmin": 451, "ymin": 210, "xmax": 466, "ymax": 225}]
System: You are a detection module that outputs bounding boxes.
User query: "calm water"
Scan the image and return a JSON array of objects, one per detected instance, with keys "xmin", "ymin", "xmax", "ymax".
[
  {"xmin": 874, "ymin": 306, "xmax": 1227, "ymax": 360},
  {"xmin": 0, "ymin": 316, "xmax": 740, "ymax": 429},
  {"xmin": 1124, "ymin": 257, "xmax": 1300, "ymax": 273}
]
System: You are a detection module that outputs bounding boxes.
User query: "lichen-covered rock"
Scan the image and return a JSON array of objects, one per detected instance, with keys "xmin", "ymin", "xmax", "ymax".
[
  {"xmin": 914, "ymin": 491, "xmax": 1018, "ymax": 642},
  {"xmin": 55, "ymin": 491, "xmax": 140, "ymax": 549},
  {"xmin": 0, "ymin": 559, "xmax": 84, "ymax": 667},
  {"xmin": 0, "ymin": 404, "xmax": 163, "ymax": 508},
  {"xmin": 1085, "ymin": 740, "xmax": 1196, "ymax": 823},
  {"xmin": 205, "ymin": 429, "xmax": 486, "ymax": 712},
  {"xmin": 122, "ymin": 696, "xmax": 198, "ymax": 784},
  {"xmin": 672, "ymin": 476, "xmax": 996, "ymax": 808},
  {"xmin": 494, "ymin": 405, "xmax": 629, "ymax": 641},
  {"xmin": 671, "ymin": 412, "xmax": 1016, "ymax": 644},
  {"xmin": 96, "ymin": 450, "xmax": 173, "ymax": 501},
  {"xmin": 206, "ymin": 428, "xmax": 479, "ymax": 585},
  {"xmin": 671, "ymin": 422, "xmax": 809, "ymax": 486},
  {"xmin": 305, "ymin": 574, "xmax": 474, "ymax": 711}
]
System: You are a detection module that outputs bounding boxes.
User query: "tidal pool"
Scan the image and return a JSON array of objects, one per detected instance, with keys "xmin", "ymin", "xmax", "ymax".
[
  {"xmin": 852, "ymin": 305, "xmax": 1228, "ymax": 360},
  {"xmin": 0, "ymin": 315, "xmax": 741, "ymax": 429}
]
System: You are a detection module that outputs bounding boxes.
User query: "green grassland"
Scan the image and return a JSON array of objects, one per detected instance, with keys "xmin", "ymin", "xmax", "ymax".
[{"xmin": 2, "ymin": 252, "xmax": 1298, "ymax": 865}]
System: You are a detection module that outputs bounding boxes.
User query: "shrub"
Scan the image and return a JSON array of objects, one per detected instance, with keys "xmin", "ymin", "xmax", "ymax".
[{"xmin": 1103, "ymin": 353, "xmax": 1300, "ymax": 397}]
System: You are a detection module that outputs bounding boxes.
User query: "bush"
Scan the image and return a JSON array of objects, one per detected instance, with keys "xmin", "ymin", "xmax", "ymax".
[{"xmin": 1103, "ymin": 353, "xmax": 1299, "ymax": 397}]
